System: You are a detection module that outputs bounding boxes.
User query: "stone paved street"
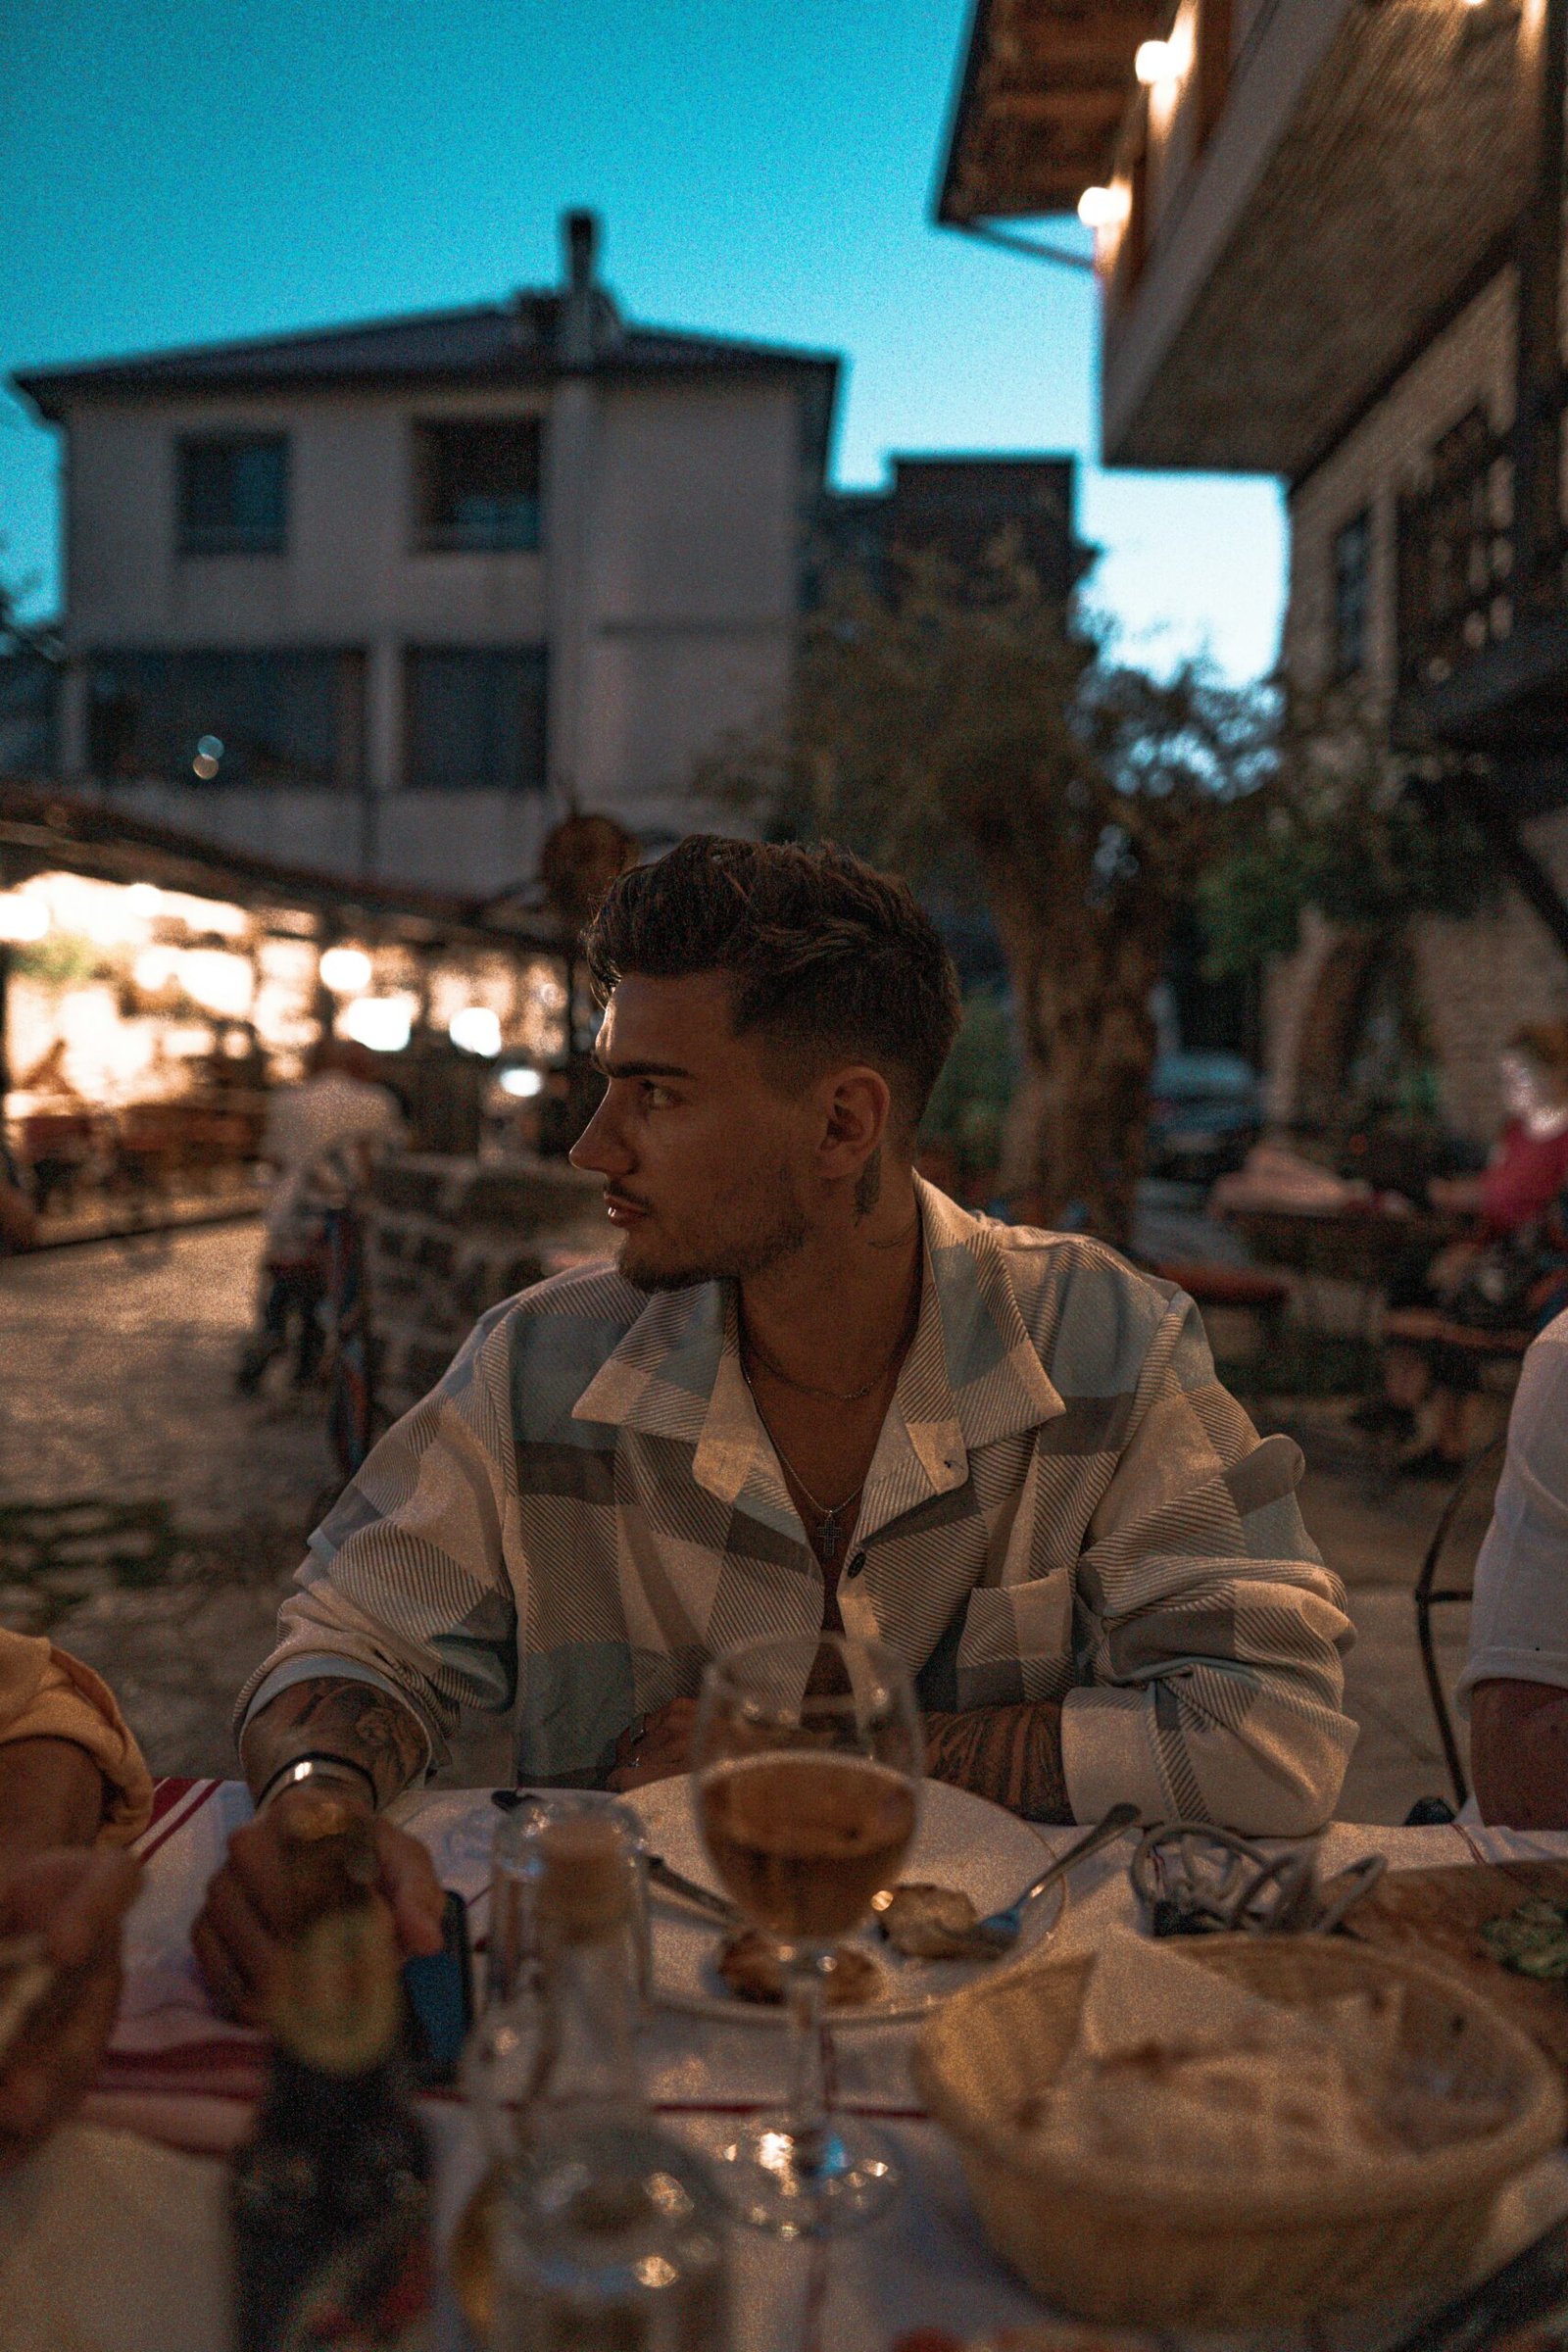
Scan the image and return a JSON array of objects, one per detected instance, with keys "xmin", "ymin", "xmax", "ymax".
[
  {"xmin": 2, "ymin": 1222, "xmax": 332, "ymax": 1777},
  {"xmin": 0, "ymin": 1225, "xmax": 1498, "ymax": 1818}
]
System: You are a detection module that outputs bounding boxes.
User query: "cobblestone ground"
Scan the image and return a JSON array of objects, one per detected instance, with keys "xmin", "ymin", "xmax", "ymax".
[
  {"xmin": 1, "ymin": 1223, "xmax": 333, "ymax": 1777},
  {"xmin": 0, "ymin": 1225, "xmax": 1499, "ymax": 1818}
]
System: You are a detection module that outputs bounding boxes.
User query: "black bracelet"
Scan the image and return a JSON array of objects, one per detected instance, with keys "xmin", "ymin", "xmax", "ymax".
[{"xmin": 256, "ymin": 1752, "xmax": 380, "ymax": 1813}]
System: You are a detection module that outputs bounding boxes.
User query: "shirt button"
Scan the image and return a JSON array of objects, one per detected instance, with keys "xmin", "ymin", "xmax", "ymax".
[{"xmin": 847, "ymin": 1551, "xmax": 866, "ymax": 1579}]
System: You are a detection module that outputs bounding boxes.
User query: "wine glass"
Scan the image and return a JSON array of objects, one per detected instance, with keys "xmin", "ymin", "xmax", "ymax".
[{"xmin": 692, "ymin": 1630, "xmax": 923, "ymax": 2235}]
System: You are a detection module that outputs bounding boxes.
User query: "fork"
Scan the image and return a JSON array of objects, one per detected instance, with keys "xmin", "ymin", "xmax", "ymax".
[{"xmin": 954, "ymin": 1801, "xmax": 1141, "ymax": 1958}]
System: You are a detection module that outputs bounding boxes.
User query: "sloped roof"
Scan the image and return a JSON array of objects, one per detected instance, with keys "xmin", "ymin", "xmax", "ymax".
[{"xmin": 13, "ymin": 292, "xmax": 841, "ymax": 416}]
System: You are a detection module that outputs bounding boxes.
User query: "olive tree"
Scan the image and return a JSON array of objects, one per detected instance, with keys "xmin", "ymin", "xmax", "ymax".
[{"xmin": 699, "ymin": 554, "xmax": 1274, "ymax": 1248}]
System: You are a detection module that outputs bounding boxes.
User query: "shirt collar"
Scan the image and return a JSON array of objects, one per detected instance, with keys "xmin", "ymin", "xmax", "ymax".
[{"xmin": 570, "ymin": 1178, "xmax": 1063, "ymax": 1534}]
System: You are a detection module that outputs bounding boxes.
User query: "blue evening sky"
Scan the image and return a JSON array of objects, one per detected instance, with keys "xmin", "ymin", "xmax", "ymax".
[{"xmin": 0, "ymin": 0, "xmax": 1285, "ymax": 680}]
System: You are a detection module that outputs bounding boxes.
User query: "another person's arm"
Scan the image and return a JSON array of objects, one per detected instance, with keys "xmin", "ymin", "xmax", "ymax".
[
  {"xmin": 0, "ymin": 1635, "xmax": 152, "ymax": 2167},
  {"xmin": 1458, "ymin": 1320, "xmax": 1568, "ymax": 1827}
]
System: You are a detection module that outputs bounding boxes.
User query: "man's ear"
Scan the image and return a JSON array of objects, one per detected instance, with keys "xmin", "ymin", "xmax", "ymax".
[{"xmin": 817, "ymin": 1066, "xmax": 893, "ymax": 1183}]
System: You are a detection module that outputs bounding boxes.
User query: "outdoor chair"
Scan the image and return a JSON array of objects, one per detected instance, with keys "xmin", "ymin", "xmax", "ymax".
[{"xmin": 1413, "ymin": 1433, "xmax": 1506, "ymax": 1814}]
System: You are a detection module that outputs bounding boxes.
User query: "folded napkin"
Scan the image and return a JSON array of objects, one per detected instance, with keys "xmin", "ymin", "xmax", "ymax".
[{"xmin": 1017, "ymin": 1938, "xmax": 1496, "ymax": 2181}]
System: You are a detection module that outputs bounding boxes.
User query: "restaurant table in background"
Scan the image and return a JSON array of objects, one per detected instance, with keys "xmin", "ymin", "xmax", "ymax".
[{"xmin": 6, "ymin": 1780, "xmax": 1568, "ymax": 2352}]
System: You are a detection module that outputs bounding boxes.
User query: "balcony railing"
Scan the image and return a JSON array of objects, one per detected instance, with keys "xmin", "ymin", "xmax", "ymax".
[{"xmin": 1396, "ymin": 397, "xmax": 1568, "ymax": 731}]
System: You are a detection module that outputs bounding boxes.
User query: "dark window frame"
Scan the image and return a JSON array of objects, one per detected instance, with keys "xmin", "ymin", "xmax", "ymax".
[
  {"xmin": 1332, "ymin": 507, "xmax": 1375, "ymax": 681},
  {"xmin": 86, "ymin": 648, "xmax": 365, "ymax": 791},
  {"xmin": 403, "ymin": 646, "xmax": 548, "ymax": 793},
  {"xmin": 175, "ymin": 433, "xmax": 289, "ymax": 557},
  {"xmin": 411, "ymin": 416, "xmax": 544, "ymax": 554}
]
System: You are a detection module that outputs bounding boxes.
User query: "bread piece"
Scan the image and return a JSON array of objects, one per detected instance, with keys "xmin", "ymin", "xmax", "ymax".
[
  {"xmin": 879, "ymin": 1882, "xmax": 980, "ymax": 1960},
  {"xmin": 716, "ymin": 1929, "xmax": 884, "ymax": 2007}
]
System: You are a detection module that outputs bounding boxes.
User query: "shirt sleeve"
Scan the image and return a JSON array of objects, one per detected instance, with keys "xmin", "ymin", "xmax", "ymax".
[
  {"xmin": 234, "ymin": 1299, "xmax": 522, "ymax": 1771},
  {"xmin": 0, "ymin": 1633, "xmax": 154, "ymax": 1844},
  {"xmin": 1456, "ymin": 1324, "xmax": 1568, "ymax": 1711},
  {"xmin": 1057, "ymin": 1291, "xmax": 1356, "ymax": 1836}
]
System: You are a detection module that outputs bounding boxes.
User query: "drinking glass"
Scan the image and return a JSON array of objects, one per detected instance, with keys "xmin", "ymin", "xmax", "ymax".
[{"xmin": 692, "ymin": 1630, "xmax": 923, "ymax": 2235}]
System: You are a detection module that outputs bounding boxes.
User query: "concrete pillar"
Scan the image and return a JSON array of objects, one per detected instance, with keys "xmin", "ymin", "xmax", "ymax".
[
  {"xmin": 544, "ymin": 380, "xmax": 599, "ymax": 810},
  {"xmin": 360, "ymin": 636, "xmax": 403, "ymax": 878}
]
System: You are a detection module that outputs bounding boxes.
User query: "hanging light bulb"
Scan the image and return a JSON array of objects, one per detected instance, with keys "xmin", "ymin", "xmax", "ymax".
[
  {"xmin": 1135, "ymin": 38, "xmax": 1177, "ymax": 82},
  {"xmin": 0, "ymin": 894, "xmax": 49, "ymax": 945},
  {"xmin": 319, "ymin": 945, "xmax": 373, "ymax": 995},
  {"xmin": 1077, "ymin": 183, "xmax": 1130, "ymax": 231}
]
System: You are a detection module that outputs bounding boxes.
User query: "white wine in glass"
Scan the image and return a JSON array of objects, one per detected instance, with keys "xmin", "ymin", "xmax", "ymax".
[{"xmin": 693, "ymin": 1631, "xmax": 922, "ymax": 2235}]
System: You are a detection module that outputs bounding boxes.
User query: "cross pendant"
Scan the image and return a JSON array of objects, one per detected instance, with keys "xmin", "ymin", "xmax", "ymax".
[{"xmin": 817, "ymin": 1512, "xmax": 841, "ymax": 1563}]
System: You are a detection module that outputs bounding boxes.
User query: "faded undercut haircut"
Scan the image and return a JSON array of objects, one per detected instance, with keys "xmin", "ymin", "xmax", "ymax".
[{"xmin": 583, "ymin": 836, "xmax": 962, "ymax": 1141}]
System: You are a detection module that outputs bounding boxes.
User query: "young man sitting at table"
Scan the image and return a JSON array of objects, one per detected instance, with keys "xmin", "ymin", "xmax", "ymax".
[
  {"xmin": 194, "ymin": 837, "xmax": 1355, "ymax": 2018},
  {"xmin": 0, "ymin": 1629, "xmax": 153, "ymax": 2168},
  {"xmin": 1458, "ymin": 1305, "xmax": 1568, "ymax": 1827}
]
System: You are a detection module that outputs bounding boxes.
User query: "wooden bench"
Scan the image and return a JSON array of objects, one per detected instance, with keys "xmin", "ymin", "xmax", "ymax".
[{"xmin": 1382, "ymin": 1305, "xmax": 1536, "ymax": 1373}]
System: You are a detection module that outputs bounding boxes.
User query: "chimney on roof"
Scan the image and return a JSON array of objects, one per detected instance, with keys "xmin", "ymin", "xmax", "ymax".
[
  {"xmin": 564, "ymin": 209, "xmax": 598, "ymax": 296},
  {"xmin": 557, "ymin": 208, "xmax": 619, "ymax": 368}
]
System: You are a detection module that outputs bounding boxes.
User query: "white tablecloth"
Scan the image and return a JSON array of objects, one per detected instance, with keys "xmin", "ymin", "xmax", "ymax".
[{"xmin": 8, "ymin": 1782, "xmax": 1568, "ymax": 2352}]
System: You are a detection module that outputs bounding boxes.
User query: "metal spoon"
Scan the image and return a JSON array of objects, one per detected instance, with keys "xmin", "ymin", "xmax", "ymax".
[{"xmin": 942, "ymin": 1800, "xmax": 1141, "ymax": 1959}]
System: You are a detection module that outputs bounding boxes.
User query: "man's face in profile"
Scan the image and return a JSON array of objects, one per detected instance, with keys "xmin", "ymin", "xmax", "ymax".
[{"xmin": 569, "ymin": 972, "xmax": 813, "ymax": 1290}]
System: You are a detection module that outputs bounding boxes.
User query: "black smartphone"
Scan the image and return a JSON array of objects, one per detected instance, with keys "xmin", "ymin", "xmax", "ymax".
[{"xmin": 401, "ymin": 1889, "xmax": 473, "ymax": 2087}]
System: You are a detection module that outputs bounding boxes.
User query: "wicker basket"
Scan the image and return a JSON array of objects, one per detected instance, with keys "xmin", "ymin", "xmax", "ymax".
[{"xmin": 911, "ymin": 1935, "xmax": 1565, "ymax": 2329}]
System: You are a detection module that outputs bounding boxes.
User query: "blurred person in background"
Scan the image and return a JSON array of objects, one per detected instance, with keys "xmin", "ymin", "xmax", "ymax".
[
  {"xmin": 0, "ymin": 1633, "xmax": 152, "ymax": 2169},
  {"xmin": 1358, "ymin": 1022, "xmax": 1568, "ymax": 1474},
  {"xmin": 0, "ymin": 1130, "xmax": 37, "ymax": 1254},
  {"xmin": 1457, "ymin": 1307, "xmax": 1568, "ymax": 1827},
  {"xmin": 238, "ymin": 1037, "xmax": 404, "ymax": 1396}
]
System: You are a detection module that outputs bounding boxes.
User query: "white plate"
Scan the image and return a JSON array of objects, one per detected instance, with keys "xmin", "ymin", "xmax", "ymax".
[{"xmin": 624, "ymin": 1777, "xmax": 1066, "ymax": 2028}]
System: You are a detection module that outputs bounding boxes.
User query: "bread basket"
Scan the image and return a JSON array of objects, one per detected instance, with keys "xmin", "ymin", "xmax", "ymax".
[{"xmin": 911, "ymin": 1935, "xmax": 1565, "ymax": 2328}]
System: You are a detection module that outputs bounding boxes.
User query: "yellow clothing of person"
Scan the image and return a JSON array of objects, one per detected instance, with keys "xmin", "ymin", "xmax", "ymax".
[{"xmin": 0, "ymin": 1632, "xmax": 153, "ymax": 1843}]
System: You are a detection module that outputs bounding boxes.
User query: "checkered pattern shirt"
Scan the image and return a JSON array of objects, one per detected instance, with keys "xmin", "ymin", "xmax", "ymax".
[{"xmin": 238, "ymin": 1180, "xmax": 1354, "ymax": 1833}]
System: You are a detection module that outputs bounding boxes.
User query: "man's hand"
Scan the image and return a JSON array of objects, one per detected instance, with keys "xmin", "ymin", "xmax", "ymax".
[
  {"xmin": 191, "ymin": 1789, "xmax": 445, "ymax": 2026},
  {"xmin": 606, "ymin": 1697, "xmax": 698, "ymax": 1792},
  {"xmin": 0, "ymin": 1846, "xmax": 140, "ymax": 2172}
]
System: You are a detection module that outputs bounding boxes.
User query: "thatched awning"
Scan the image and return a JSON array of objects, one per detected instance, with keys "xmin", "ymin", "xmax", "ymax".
[{"xmin": 936, "ymin": 0, "xmax": 1160, "ymax": 222}]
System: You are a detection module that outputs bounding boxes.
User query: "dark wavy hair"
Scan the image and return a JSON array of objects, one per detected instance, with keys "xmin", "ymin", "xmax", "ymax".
[{"xmin": 582, "ymin": 836, "xmax": 961, "ymax": 1136}]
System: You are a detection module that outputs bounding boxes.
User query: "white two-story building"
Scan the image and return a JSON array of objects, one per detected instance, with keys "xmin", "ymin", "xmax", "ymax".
[
  {"xmin": 939, "ymin": 0, "xmax": 1568, "ymax": 1142},
  {"xmin": 13, "ymin": 212, "xmax": 839, "ymax": 897}
]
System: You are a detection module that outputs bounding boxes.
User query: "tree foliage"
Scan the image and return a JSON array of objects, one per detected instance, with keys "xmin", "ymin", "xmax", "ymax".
[
  {"xmin": 1199, "ymin": 682, "xmax": 1500, "ymax": 976},
  {"xmin": 698, "ymin": 550, "xmax": 1273, "ymax": 1244}
]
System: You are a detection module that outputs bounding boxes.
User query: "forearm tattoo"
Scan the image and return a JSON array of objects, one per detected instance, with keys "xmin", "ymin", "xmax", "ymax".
[
  {"xmin": 240, "ymin": 1677, "xmax": 427, "ymax": 1810},
  {"xmin": 923, "ymin": 1702, "xmax": 1072, "ymax": 1823}
]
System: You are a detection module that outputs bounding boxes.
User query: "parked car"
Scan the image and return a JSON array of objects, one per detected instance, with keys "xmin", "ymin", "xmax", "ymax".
[{"xmin": 1147, "ymin": 1053, "xmax": 1263, "ymax": 1184}]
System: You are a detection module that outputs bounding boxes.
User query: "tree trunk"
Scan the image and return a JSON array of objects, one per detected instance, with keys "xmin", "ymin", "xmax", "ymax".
[{"xmin": 987, "ymin": 880, "xmax": 1165, "ymax": 1251}]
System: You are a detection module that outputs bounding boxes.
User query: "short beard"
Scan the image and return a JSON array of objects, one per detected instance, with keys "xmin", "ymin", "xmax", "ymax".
[{"xmin": 618, "ymin": 1181, "xmax": 810, "ymax": 1294}]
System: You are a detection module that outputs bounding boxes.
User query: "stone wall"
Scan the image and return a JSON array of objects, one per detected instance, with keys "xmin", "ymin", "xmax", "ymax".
[
  {"xmin": 1263, "ymin": 266, "xmax": 1568, "ymax": 1145},
  {"xmin": 367, "ymin": 1152, "xmax": 605, "ymax": 1424}
]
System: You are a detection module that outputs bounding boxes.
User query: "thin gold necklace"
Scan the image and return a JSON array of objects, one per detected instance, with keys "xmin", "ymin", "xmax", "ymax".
[
  {"xmin": 739, "ymin": 1284, "xmax": 918, "ymax": 1404},
  {"xmin": 738, "ymin": 1357, "xmax": 864, "ymax": 1562}
]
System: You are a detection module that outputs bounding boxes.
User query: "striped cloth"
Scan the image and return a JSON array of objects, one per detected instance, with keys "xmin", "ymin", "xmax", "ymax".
[{"xmin": 238, "ymin": 1180, "xmax": 1355, "ymax": 1833}]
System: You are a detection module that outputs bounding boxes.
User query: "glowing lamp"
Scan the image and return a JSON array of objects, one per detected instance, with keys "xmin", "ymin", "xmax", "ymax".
[
  {"xmin": 1077, "ymin": 184, "xmax": 1129, "ymax": 231},
  {"xmin": 0, "ymin": 894, "xmax": 49, "ymax": 945},
  {"xmin": 500, "ymin": 1065, "xmax": 544, "ymax": 1099},
  {"xmin": 341, "ymin": 997, "xmax": 413, "ymax": 1054},
  {"xmin": 1135, "ymin": 39, "xmax": 1176, "ymax": 81},
  {"xmin": 449, "ymin": 1005, "xmax": 503, "ymax": 1058},
  {"xmin": 319, "ymin": 946, "xmax": 373, "ymax": 995}
]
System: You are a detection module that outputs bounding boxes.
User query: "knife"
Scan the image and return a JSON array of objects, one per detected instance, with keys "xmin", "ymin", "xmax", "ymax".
[{"xmin": 646, "ymin": 1855, "xmax": 738, "ymax": 1926}]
